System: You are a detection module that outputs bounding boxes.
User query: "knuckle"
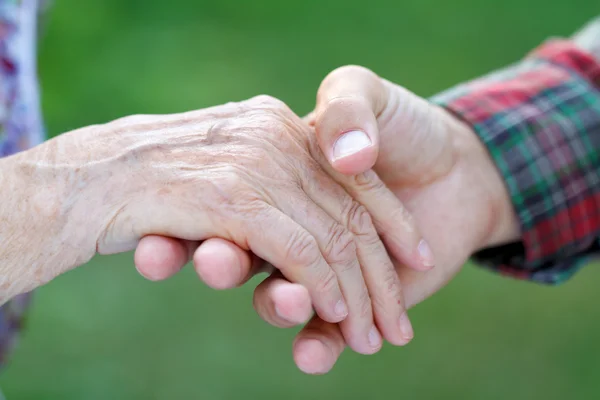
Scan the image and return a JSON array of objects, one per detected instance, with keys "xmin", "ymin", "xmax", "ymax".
[
  {"xmin": 379, "ymin": 269, "xmax": 403, "ymax": 306},
  {"xmin": 344, "ymin": 201, "xmax": 376, "ymax": 238},
  {"xmin": 305, "ymin": 135, "xmax": 327, "ymax": 163},
  {"xmin": 315, "ymin": 96, "xmax": 372, "ymax": 131},
  {"xmin": 284, "ymin": 229, "xmax": 321, "ymax": 267},
  {"xmin": 239, "ymin": 98, "xmax": 307, "ymax": 154},
  {"xmin": 242, "ymin": 109, "xmax": 297, "ymax": 144},
  {"xmin": 369, "ymin": 292, "xmax": 388, "ymax": 314},
  {"xmin": 356, "ymin": 287, "xmax": 373, "ymax": 319},
  {"xmin": 351, "ymin": 169, "xmax": 386, "ymax": 192},
  {"xmin": 324, "ymin": 224, "xmax": 357, "ymax": 265},
  {"xmin": 325, "ymin": 95, "xmax": 370, "ymax": 112},
  {"xmin": 315, "ymin": 270, "xmax": 340, "ymax": 297},
  {"xmin": 248, "ymin": 94, "xmax": 287, "ymax": 110},
  {"xmin": 383, "ymin": 268, "xmax": 402, "ymax": 296},
  {"xmin": 324, "ymin": 65, "xmax": 376, "ymax": 87}
]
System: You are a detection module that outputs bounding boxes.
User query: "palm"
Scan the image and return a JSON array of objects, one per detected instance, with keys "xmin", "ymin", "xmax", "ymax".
[{"xmin": 374, "ymin": 101, "xmax": 493, "ymax": 307}]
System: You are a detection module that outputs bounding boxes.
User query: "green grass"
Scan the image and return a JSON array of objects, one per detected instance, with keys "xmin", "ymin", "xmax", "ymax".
[{"xmin": 2, "ymin": 1, "xmax": 599, "ymax": 398}]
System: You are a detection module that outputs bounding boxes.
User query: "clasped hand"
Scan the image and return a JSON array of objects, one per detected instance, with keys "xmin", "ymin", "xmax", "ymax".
[{"xmin": 23, "ymin": 66, "xmax": 516, "ymax": 375}]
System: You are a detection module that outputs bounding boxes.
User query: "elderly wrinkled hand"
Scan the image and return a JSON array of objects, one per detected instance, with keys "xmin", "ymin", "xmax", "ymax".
[
  {"xmin": 143, "ymin": 67, "xmax": 519, "ymax": 374},
  {"xmin": 2, "ymin": 95, "xmax": 433, "ymax": 355}
]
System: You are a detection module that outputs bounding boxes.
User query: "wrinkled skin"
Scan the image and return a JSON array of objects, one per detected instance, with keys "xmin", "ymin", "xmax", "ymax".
[
  {"xmin": 135, "ymin": 67, "xmax": 520, "ymax": 374},
  {"xmin": 1, "ymin": 95, "xmax": 434, "ymax": 355}
]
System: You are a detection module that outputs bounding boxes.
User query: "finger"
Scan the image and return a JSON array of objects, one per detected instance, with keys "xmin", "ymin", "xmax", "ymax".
[
  {"xmin": 338, "ymin": 169, "xmax": 434, "ymax": 272},
  {"xmin": 245, "ymin": 206, "xmax": 348, "ymax": 325},
  {"xmin": 134, "ymin": 235, "xmax": 198, "ymax": 281},
  {"xmin": 314, "ymin": 65, "xmax": 387, "ymax": 175},
  {"xmin": 136, "ymin": 235, "xmax": 266, "ymax": 289},
  {"xmin": 293, "ymin": 316, "xmax": 346, "ymax": 375},
  {"xmin": 253, "ymin": 272, "xmax": 313, "ymax": 328},
  {"xmin": 301, "ymin": 166, "xmax": 413, "ymax": 347},
  {"xmin": 304, "ymin": 135, "xmax": 435, "ymax": 274},
  {"xmin": 193, "ymin": 238, "xmax": 259, "ymax": 290},
  {"xmin": 317, "ymin": 68, "xmax": 451, "ymax": 186},
  {"xmin": 311, "ymin": 66, "xmax": 435, "ymax": 271},
  {"xmin": 276, "ymin": 189, "xmax": 380, "ymax": 355}
]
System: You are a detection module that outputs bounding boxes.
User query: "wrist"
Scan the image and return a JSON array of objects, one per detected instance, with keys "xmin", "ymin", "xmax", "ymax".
[
  {"xmin": 0, "ymin": 149, "xmax": 88, "ymax": 300},
  {"xmin": 7, "ymin": 132, "xmax": 105, "ymax": 279},
  {"xmin": 444, "ymin": 109, "xmax": 521, "ymax": 253}
]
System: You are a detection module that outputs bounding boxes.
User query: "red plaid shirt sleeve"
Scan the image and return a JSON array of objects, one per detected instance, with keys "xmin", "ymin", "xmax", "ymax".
[{"xmin": 431, "ymin": 27, "xmax": 600, "ymax": 284}]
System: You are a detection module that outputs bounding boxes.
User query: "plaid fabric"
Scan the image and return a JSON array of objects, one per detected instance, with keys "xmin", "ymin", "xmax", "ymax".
[{"xmin": 432, "ymin": 37, "xmax": 600, "ymax": 284}]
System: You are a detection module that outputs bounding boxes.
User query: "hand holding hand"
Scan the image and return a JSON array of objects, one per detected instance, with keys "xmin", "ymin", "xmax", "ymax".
[
  {"xmin": 4, "ymin": 95, "xmax": 432, "ymax": 356},
  {"xmin": 175, "ymin": 66, "xmax": 520, "ymax": 373}
]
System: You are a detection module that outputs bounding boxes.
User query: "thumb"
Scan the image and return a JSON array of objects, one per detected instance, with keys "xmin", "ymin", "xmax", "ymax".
[
  {"xmin": 313, "ymin": 66, "xmax": 388, "ymax": 176},
  {"xmin": 314, "ymin": 65, "xmax": 453, "ymax": 185}
]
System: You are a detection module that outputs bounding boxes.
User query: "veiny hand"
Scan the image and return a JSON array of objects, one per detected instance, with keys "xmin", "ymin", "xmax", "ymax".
[
  {"xmin": 3, "ymin": 95, "xmax": 433, "ymax": 355},
  {"xmin": 141, "ymin": 67, "xmax": 520, "ymax": 374}
]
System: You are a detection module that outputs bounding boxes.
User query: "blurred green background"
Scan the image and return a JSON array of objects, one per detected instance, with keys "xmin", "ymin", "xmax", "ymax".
[{"xmin": 2, "ymin": 0, "xmax": 600, "ymax": 399}]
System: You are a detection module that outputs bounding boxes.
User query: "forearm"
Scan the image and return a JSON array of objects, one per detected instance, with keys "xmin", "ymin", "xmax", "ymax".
[{"xmin": 0, "ymin": 133, "xmax": 100, "ymax": 303}]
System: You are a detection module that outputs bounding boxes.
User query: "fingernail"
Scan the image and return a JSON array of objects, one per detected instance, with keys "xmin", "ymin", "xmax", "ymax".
[
  {"xmin": 368, "ymin": 326, "xmax": 382, "ymax": 348},
  {"xmin": 333, "ymin": 130, "xmax": 372, "ymax": 161},
  {"xmin": 418, "ymin": 239, "xmax": 435, "ymax": 269},
  {"xmin": 335, "ymin": 300, "xmax": 348, "ymax": 318},
  {"xmin": 274, "ymin": 305, "xmax": 289, "ymax": 322},
  {"xmin": 399, "ymin": 312, "xmax": 414, "ymax": 342}
]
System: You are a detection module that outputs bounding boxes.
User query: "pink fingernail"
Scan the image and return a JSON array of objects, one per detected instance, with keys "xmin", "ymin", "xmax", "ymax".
[
  {"xmin": 335, "ymin": 300, "xmax": 348, "ymax": 318},
  {"xmin": 418, "ymin": 239, "xmax": 435, "ymax": 269},
  {"xmin": 275, "ymin": 305, "xmax": 289, "ymax": 322},
  {"xmin": 368, "ymin": 326, "xmax": 382, "ymax": 348},
  {"xmin": 399, "ymin": 312, "xmax": 414, "ymax": 342},
  {"xmin": 333, "ymin": 130, "xmax": 372, "ymax": 161}
]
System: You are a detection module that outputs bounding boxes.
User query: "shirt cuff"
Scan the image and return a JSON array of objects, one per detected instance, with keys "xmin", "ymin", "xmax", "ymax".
[{"xmin": 431, "ymin": 39, "xmax": 600, "ymax": 284}]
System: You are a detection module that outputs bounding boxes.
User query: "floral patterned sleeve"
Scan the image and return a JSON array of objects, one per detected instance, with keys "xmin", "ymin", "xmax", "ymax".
[{"xmin": 0, "ymin": 0, "xmax": 46, "ymax": 368}]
